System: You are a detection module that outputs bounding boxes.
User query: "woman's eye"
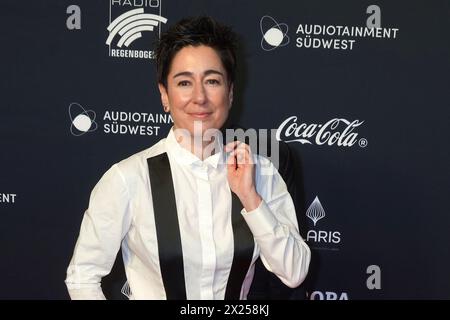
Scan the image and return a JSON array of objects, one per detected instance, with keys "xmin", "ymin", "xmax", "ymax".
[
  {"xmin": 206, "ymin": 79, "xmax": 220, "ymax": 85},
  {"xmin": 178, "ymin": 80, "xmax": 191, "ymax": 87}
]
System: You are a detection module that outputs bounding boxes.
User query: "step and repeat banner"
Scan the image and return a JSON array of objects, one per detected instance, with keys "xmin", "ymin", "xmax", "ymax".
[{"xmin": 1, "ymin": 0, "xmax": 449, "ymax": 299}]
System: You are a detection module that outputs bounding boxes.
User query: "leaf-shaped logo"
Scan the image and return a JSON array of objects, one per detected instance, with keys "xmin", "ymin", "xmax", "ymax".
[
  {"xmin": 306, "ymin": 196, "xmax": 325, "ymax": 226},
  {"xmin": 121, "ymin": 281, "xmax": 131, "ymax": 299}
]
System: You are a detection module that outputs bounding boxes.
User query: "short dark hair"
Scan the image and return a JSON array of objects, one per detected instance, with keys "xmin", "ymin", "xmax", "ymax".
[{"xmin": 155, "ymin": 16, "xmax": 238, "ymax": 88}]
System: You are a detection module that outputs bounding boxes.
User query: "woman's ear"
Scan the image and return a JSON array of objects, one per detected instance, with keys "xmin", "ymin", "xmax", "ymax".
[{"xmin": 158, "ymin": 83, "xmax": 170, "ymax": 112}]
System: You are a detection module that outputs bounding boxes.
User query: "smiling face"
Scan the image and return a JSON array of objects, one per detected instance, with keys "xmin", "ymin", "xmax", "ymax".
[{"xmin": 158, "ymin": 45, "xmax": 233, "ymax": 137}]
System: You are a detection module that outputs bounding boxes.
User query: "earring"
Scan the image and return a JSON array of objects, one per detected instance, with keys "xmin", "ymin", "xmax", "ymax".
[{"xmin": 163, "ymin": 105, "xmax": 169, "ymax": 112}]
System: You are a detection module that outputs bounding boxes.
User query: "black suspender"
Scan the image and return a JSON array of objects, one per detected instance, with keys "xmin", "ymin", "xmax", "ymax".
[
  {"xmin": 148, "ymin": 153, "xmax": 187, "ymax": 300},
  {"xmin": 147, "ymin": 152, "xmax": 254, "ymax": 300},
  {"xmin": 225, "ymin": 194, "xmax": 255, "ymax": 300}
]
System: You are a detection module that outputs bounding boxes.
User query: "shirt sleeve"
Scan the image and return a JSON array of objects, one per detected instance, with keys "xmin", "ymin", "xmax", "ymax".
[
  {"xmin": 65, "ymin": 164, "xmax": 132, "ymax": 300},
  {"xmin": 241, "ymin": 157, "xmax": 311, "ymax": 288}
]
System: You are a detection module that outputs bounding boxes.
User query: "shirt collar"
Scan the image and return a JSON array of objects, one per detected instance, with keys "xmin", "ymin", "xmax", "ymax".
[{"xmin": 165, "ymin": 127, "xmax": 224, "ymax": 169}]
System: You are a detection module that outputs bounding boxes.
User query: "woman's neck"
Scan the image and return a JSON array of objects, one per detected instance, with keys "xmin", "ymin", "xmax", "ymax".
[{"xmin": 173, "ymin": 129, "xmax": 220, "ymax": 160}]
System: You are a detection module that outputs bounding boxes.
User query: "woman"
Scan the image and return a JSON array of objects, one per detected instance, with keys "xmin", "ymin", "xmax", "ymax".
[{"xmin": 65, "ymin": 16, "xmax": 310, "ymax": 300}]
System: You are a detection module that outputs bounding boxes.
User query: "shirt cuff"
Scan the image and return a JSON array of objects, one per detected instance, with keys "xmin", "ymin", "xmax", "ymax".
[
  {"xmin": 241, "ymin": 200, "xmax": 279, "ymax": 237},
  {"xmin": 67, "ymin": 287, "xmax": 107, "ymax": 300}
]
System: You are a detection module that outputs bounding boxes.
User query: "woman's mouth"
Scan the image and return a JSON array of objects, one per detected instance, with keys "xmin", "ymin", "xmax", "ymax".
[{"xmin": 189, "ymin": 112, "xmax": 212, "ymax": 119}]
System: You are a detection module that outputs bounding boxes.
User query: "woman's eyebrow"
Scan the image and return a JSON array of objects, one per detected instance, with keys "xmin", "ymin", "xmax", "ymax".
[
  {"xmin": 173, "ymin": 69, "xmax": 224, "ymax": 78},
  {"xmin": 204, "ymin": 69, "xmax": 224, "ymax": 77}
]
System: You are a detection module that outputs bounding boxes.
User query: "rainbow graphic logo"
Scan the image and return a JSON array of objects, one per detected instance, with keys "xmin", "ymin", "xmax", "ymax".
[{"xmin": 106, "ymin": 8, "xmax": 167, "ymax": 48}]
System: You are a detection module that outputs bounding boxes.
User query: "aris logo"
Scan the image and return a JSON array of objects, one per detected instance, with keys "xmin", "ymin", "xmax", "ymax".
[
  {"xmin": 306, "ymin": 196, "xmax": 341, "ymax": 247},
  {"xmin": 306, "ymin": 196, "xmax": 325, "ymax": 226}
]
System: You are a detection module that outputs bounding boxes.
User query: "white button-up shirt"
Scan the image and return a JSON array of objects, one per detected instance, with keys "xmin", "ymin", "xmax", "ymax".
[{"xmin": 65, "ymin": 128, "xmax": 310, "ymax": 300}]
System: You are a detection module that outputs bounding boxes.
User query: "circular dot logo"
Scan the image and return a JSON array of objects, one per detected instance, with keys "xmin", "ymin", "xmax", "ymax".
[
  {"xmin": 260, "ymin": 15, "xmax": 290, "ymax": 51},
  {"xmin": 69, "ymin": 102, "xmax": 98, "ymax": 136}
]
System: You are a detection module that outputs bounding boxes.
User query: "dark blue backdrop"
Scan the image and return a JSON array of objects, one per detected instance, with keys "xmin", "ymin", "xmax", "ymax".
[{"xmin": 1, "ymin": 0, "xmax": 449, "ymax": 299}]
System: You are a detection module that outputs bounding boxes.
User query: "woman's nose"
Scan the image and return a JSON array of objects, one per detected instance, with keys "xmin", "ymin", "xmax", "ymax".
[{"xmin": 193, "ymin": 84, "xmax": 206, "ymax": 105}]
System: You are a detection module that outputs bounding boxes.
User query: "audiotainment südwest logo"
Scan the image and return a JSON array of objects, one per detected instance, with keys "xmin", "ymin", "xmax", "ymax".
[
  {"xmin": 106, "ymin": 0, "xmax": 167, "ymax": 59},
  {"xmin": 260, "ymin": 15, "xmax": 290, "ymax": 51},
  {"xmin": 69, "ymin": 102, "xmax": 98, "ymax": 136},
  {"xmin": 305, "ymin": 196, "xmax": 342, "ymax": 250},
  {"xmin": 68, "ymin": 102, "xmax": 172, "ymax": 137},
  {"xmin": 260, "ymin": 5, "xmax": 399, "ymax": 52},
  {"xmin": 0, "ymin": 193, "xmax": 17, "ymax": 205}
]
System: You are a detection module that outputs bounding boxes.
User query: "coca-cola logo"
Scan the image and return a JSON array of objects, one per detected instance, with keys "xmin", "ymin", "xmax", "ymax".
[{"xmin": 276, "ymin": 116, "xmax": 368, "ymax": 148}]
